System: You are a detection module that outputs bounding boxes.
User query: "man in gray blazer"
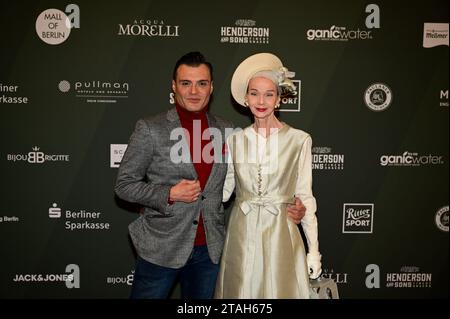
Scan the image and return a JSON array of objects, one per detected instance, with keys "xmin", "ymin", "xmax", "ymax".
[{"xmin": 115, "ymin": 52, "xmax": 305, "ymax": 299}]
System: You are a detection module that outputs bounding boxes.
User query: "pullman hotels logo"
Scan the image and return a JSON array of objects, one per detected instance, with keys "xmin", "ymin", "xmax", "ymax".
[
  {"xmin": 220, "ymin": 19, "xmax": 270, "ymax": 44},
  {"xmin": 118, "ymin": 19, "xmax": 180, "ymax": 37},
  {"xmin": 58, "ymin": 80, "xmax": 130, "ymax": 103}
]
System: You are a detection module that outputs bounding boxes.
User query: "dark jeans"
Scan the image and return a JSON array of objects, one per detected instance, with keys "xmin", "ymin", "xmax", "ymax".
[{"xmin": 130, "ymin": 245, "xmax": 219, "ymax": 299}]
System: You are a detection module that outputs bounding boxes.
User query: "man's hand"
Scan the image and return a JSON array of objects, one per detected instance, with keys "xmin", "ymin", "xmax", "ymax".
[
  {"xmin": 169, "ymin": 179, "xmax": 201, "ymax": 203},
  {"xmin": 287, "ymin": 197, "xmax": 306, "ymax": 224}
]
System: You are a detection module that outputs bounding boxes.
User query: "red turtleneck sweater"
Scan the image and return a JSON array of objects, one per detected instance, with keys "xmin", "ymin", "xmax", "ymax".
[{"xmin": 175, "ymin": 104, "xmax": 213, "ymax": 246}]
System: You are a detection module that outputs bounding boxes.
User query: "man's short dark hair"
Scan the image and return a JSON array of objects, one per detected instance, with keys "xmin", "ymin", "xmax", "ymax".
[{"xmin": 172, "ymin": 51, "xmax": 213, "ymax": 81}]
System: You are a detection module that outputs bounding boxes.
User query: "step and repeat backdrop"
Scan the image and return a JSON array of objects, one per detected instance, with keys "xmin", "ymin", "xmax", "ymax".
[{"xmin": 1, "ymin": 0, "xmax": 448, "ymax": 299}]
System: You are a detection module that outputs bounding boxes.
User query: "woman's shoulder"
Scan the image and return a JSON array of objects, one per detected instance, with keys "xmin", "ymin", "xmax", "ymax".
[{"xmin": 285, "ymin": 124, "xmax": 311, "ymax": 140}]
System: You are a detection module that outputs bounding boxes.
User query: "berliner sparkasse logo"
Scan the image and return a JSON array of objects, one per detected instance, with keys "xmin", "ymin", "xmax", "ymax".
[
  {"xmin": 364, "ymin": 83, "xmax": 392, "ymax": 111},
  {"xmin": 342, "ymin": 203, "xmax": 374, "ymax": 233},
  {"xmin": 48, "ymin": 202, "xmax": 111, "ymax": 231},
  {"xmin": 0, "ymin": 83, "xmax": 29, "ymax": 104}
]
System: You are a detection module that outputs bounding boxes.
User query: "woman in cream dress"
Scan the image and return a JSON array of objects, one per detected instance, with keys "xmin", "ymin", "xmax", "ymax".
[{"xmin": 215, "ymin": 53, "xmax": 322, "ymax": 299}]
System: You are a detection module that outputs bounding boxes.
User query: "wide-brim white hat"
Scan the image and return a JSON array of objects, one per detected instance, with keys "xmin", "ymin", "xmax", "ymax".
[{"xmin": 231, "ymin": 53, "xmax": 283, "ymax": 107}]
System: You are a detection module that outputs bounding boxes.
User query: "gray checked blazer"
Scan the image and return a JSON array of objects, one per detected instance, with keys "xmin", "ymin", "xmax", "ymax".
[{"xmin": 115, "ymin": 107, "xmax": 233, "ymax": 268}]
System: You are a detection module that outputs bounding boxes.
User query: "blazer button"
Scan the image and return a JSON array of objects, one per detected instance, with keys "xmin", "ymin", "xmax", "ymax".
[{"xmin": 193, "ymin": 220, "xmax": 198, "ymax": 225}]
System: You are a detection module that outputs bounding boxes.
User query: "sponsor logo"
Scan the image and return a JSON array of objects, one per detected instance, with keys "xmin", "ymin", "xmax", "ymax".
[
  {"xmin": 279, "ymin": 80, "xmax": 301, "ymax": 112},
  {"xmin": 380, "ymin": 151, "xmax": 444, "ymax": 167},
  {"xmin": 110, "ymin": 144, "xmax": 128, "ymax": 168},
  {"xmin": 0, "ymin": 83, "xmax": 29, "ymax": 104},
  {"xmin": 320, "ymin": 268, "xmax": 349, "ymax": 284},
  {"xmin": 35, "ymin": 4, "xmax": 80, "ymax": 45},
  {"xmin": 366, "ymin": 264, "xmax": 433, "ymax": 289},
  {"xmin": 58, "ymin": 80, "xmax": 130, "ymax": 103},
  {"xmin": 220, "ymin": 19, "xmax": 270, "ymax": 44},
  {"xmin": 312, "ymin": 147, "xmax": 344, "ymax": 170},
  {"xmin": 0, "ymin": 216, "xmax": 20, "ymax": 223},
  {"xmin": 386, "ymin": 266, "xmax": 432, "ymax": 288},
  {"xmin": 49, "ymin": 203, "xmax": 111, "ymax": 231},
  {"xmin": 6, "ymin": 146, "xmax": 70, "ymax": 164},
  {"xmin": 106, "ymin": 270, "xmax": 134, "ymax": 286},
  {"xmin": 440, "ymin": 89, "xmax": 448, "ymax": 107},
  {"xmin": 13, "ymin": 264, "xmax": 80, "ymax": 289},
  {"xmin": 118, "ymin": 19, "xmax": 180, "ymax": 37},
  {"xmin": 364, "ymin": 83, "xmax": 392, "ymax": 111},
  {"xmin": 423, "ymin": 23, "xmax": 449, "ymax": 48},
  {"xmin": 342, "ymin": 203, "xmax": 374, "ymax": 233},
  {"xmin": 307, "ymin": 4, "xmax": 379, "ymax": 42},
  {"xmin": 435, "ymin": 205, "xmax": 449, "ymax": 232}
]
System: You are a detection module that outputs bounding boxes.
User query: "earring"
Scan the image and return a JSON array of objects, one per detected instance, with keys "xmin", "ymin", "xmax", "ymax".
[
  {"xmin": 275, "ymin": 103, "xmax": 280, "ymax": 108},
  {"xmin": 244, "ymin": 101, "xmax": 249, "ymax": 107}
]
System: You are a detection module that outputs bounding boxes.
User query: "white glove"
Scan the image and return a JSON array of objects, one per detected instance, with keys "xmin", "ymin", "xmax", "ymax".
[{"xmin": 307, "ymin": 252, "xmax": 322, "ymax": 279}]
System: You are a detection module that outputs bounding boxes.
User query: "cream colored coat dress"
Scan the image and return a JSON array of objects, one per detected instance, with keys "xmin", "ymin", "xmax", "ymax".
[{"xmin": 215, "ymin": 124, "xmax": 318, "ymax": 299}]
